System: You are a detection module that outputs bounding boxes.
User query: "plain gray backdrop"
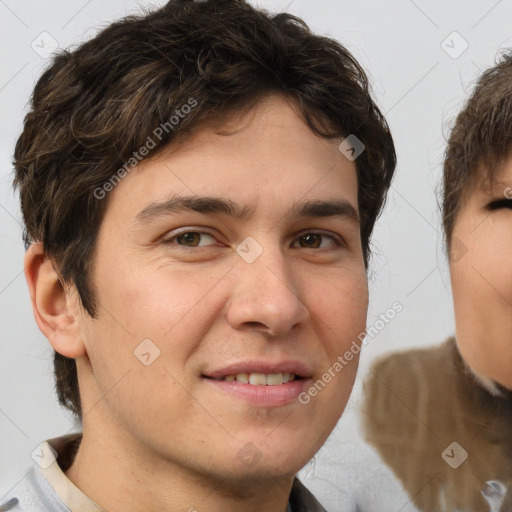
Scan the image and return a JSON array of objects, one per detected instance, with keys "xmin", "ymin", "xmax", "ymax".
[{"xmin": 1, "ymin": 0, "xmax": 509, "ymax": 509}]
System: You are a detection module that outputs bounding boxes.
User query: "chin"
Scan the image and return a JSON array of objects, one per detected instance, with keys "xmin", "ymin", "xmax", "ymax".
[{"xmin": 228, "ymin": 438, "xmax": 316, "ymax": 479}]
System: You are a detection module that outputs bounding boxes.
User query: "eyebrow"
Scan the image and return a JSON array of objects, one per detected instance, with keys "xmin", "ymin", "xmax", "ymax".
[{"xmin": 135, "ymin": 195, "xmax": 359, "ymax": 225}]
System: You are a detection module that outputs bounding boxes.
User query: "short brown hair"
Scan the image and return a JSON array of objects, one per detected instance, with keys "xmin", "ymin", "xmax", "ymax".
[
  {"xmin": 14, "ymin": 0, "xmax": 396, "ymax": 420},
  {"xmin": 443, "ymin": 52, "xmax": 512, "ymax": 246}
]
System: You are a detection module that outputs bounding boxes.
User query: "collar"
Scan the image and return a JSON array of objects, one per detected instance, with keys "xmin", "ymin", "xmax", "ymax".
[
  {"xmin": 39, "ymin": 434, "xmax": 320, "ymax": 511},
  {"xmin": 39, "ymin": 433, "xmax": 105, "ymax": 512}
]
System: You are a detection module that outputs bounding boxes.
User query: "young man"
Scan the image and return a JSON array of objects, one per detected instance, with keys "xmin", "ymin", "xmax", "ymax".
[
  {"xmin": 4, "ymin": 0, "xmax": 395, "ymax": 510},
  {"xmin": 363, "ymin": 53, "xmax": 512, "ymax": 511}
]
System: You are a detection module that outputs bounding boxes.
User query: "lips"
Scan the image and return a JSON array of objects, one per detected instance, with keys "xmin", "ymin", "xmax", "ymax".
[
  {"xmin": 216, "ymin": 372, "xmax": 297, "ymax": 385},
  {"xmin": 203, "ymin": 361, "xmax": 311, "ymax": 383},
  {"xmin": 202, "ymin": 361, "xmax": 312, "ymax": 407}
]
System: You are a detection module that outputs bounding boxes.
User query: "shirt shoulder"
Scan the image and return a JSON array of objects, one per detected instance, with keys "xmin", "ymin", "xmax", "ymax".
[
  {"xmin": 289, "ymin": 478, "xmax": 329, "ymax": 512},
  {"xmin": 1, "ymin": 433, "xmax": 101, "ymax": 512},
  {"xmin": 0, "ymin": 466, "xmax": 71, "ymax": 512}
]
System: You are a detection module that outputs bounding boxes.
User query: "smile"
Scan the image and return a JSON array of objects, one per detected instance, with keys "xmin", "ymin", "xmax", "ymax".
[
  {"xmin": 203, "ymin": 367, "xmax": 309, "ymax": 407},
  {"xmin": 213, "ymin": 372, "xmax": 297, "ymax": 385}
]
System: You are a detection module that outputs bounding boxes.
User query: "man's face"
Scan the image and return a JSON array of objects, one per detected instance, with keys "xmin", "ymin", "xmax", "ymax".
[
  {"xmin": 450, "ymin": 161, "xmax": 512, "ymax": 389},
  {"xmin": 76, "ymin": 95, "xmax": 368, "ymax": 482}
]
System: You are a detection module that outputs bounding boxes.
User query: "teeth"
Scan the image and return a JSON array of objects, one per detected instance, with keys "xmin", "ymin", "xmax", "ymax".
[
  {"xmin": 235, "ymin": 373, "xmax": 249, "ymax": 383},
  {"xmin": 249, "ymin": 373, "xmax": 267, "ymax": 385},
  {"xmin": 265, "ymin": 373, "xmax": 283, "ymax": 385},
  {"xmin": 224, "ymin": 373, "xmax": 296, "ymax": 385}
]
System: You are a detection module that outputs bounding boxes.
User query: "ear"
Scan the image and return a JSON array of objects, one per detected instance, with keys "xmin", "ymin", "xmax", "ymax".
[{"xmin": 24, "ymin": 242, "xmax": 86, "ymax": 358}]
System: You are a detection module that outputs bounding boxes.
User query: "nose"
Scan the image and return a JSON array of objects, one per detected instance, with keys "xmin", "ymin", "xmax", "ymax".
[{"xmin": 226, "ymin": 245, "xmax": 310, "ymax": 337}]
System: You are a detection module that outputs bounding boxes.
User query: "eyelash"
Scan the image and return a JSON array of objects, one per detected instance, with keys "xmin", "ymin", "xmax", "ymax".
[
  {"xmin": 487, "ymin": 198, "xmax": 512, "ymax": 210},
  {"xmin": 162, "ymin": 229, "xmax": 343, "ymax": 250}
]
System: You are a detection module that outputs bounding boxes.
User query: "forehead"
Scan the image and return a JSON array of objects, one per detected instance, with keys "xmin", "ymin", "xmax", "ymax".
[
  {"xmin": 104, "ymin": 94, "xmax": 359, "ymax": 224},
  {"xmin": 461, "ymin": 159, "xmax": 512, "ymax": 202}
]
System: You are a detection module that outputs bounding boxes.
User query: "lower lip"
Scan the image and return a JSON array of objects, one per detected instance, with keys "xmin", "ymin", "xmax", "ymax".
[{"xmin": 204, "ymin": 378, "xmax": 309, "ymax": 407}]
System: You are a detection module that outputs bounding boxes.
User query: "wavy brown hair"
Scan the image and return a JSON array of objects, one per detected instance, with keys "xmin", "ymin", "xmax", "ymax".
[{"xmin": 14, "ymin": 0, "xmax": 396, "ymax": 420}]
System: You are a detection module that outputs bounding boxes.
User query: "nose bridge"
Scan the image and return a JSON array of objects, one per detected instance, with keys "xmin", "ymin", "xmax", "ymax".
[{"xmin": 227, "ymin": 237, "xmax": 309, "ymax": 336}]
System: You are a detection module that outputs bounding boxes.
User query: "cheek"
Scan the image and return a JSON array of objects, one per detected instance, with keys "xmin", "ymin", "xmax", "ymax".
[
  {"xmin": 451, "ymin": 231, "xmax": 512, "ymax": 310},
  {"xmin": 94, "ymin": 258, "xmax": 228, "ymax": 338},
  {"xmin": 325, "ymin": 272, "xmax": 368, "ymax": 332},
  {"xmin": 308, "ymin": 270, "xmax": 368, "ymax": 370},
  {"xmin": 450, "ymin": 230, "xmax": 512, "ymax": 382},
  {"xmin": 80, "ymin": 263, "xmax": 227, "ymax": 400},
  {"xmin": 323, "ymin": 274, "xmax": 368, "ymax": 390}
]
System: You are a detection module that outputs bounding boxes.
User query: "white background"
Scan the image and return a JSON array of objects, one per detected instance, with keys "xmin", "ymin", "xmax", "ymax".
[{"xmin": 0, "ymin": 0, "xmax": 509, "ymax": 509}]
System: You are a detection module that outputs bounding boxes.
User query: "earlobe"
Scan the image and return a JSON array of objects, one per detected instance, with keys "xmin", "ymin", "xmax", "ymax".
[{"xmin": 24, "ymin": 243, "xmax": 86, "ymax": 358}]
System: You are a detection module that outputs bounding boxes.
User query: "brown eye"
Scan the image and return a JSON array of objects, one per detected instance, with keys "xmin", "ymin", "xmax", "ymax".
[
  {"xmin": 176, "ymin": 232, "xmax": 201, "ymax": 246},
  {"xmin": 298, "ymin": 234, "xmax": 322, "ymax": 248},
  {"xmin": 294, "ymin": 232, "xmax": 339, "ymax": 249},
  {"xmin": 165, "ymin": 231, "xmax": 218, "ymax": 248}
]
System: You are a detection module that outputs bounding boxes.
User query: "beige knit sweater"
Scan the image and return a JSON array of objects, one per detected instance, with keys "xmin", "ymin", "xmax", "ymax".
[{"xmin": 362, "ymin": 337, "xmax": 512, "ymax": 511}]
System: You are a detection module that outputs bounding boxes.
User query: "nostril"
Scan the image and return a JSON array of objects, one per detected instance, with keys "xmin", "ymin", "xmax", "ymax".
[{"xmin": 244, "ymin": 321, "xmax": 265, "ymax": 328}]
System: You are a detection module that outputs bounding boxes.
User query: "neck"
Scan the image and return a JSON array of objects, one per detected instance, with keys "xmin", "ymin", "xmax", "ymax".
[
  {"xmin": 64, "ymin": 419, "xmax": 294, "ymax": 512},
  {"xmin": 452, "ymin": 337, "xmax": 505, "ymax": 397}
]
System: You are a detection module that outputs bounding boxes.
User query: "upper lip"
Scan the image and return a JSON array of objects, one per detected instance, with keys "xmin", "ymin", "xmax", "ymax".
[{"xmin": 204, "ymin": 360, "xmax": 312, "ymax": 379}]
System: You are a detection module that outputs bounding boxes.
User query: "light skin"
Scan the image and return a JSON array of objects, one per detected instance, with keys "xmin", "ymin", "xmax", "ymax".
[
  {"xmin": 25, "ymin": 94, "xmax": 368, "ymax": 512},
  {"xmin": 450, "ymin": 161, "xmax": 512, "ymax": 390}
]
